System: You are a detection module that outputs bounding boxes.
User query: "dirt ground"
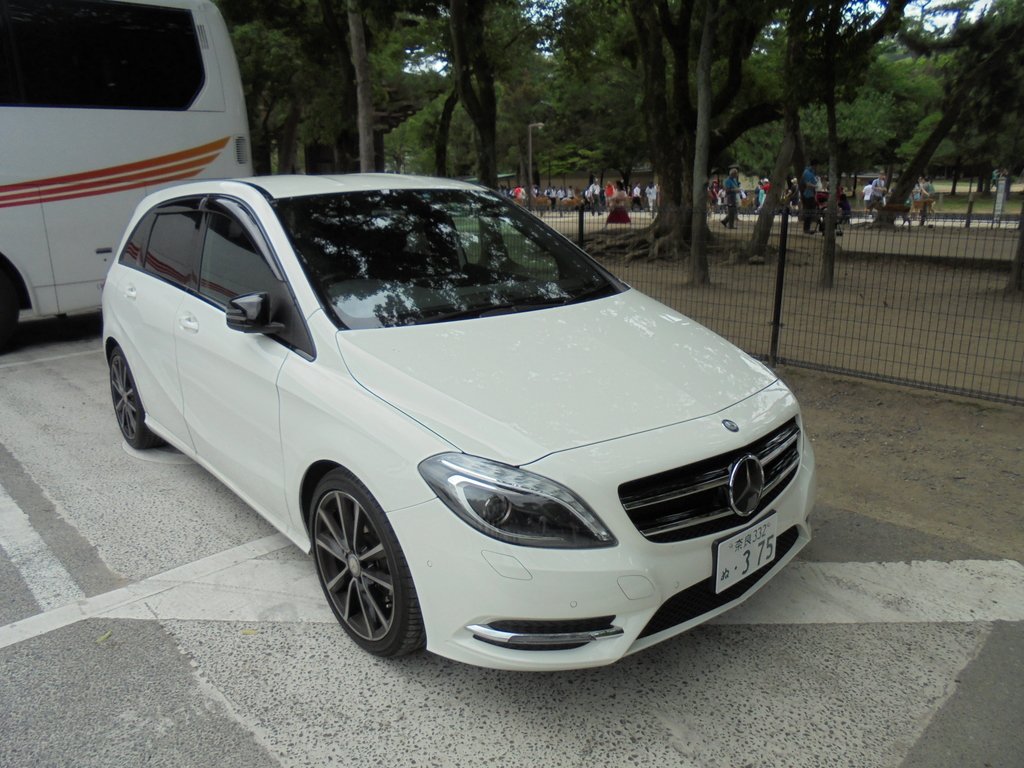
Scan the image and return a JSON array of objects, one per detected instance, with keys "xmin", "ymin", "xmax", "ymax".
[
  {"xmin": 580, "ymin": 223, "xmax": 1024, "ymax": 404},
  {"xmin": 779, "ymin": 364, "xmax": 1023, "ymax": 561}
]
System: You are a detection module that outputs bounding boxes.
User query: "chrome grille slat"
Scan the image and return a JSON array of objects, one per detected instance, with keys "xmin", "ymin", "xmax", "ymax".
[
  {"xmin": 618, "ymin": 419, "xmax": 801, "ymax": 543},
  {"xmin": 760, "ymin": 430, "xmax": 798, "ymax": 465},
  {"xmin": 640, "ymin": 507, "xmax": 734, "ymax": 537},
  {"xmin": 763, "ymin": 453, "xmax": 800, "ymax": 495},
  {"xmin": 621, "ymin": 470, "xmax": 728, "ymax": 511}
]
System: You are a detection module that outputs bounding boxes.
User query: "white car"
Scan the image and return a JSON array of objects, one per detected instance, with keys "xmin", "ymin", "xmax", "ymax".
[{"xmin": 102, "ymin": 174, "xmax": 815, "ymax": 671}]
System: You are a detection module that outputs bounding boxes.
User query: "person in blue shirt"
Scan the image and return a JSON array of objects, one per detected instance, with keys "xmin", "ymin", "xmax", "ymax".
[
  {"xmin": 801, "ymin": 160, "xmax": 821, "ymax": 233},
  {"xmin": 721, "ymin": 166, "xmax": 742, "ymax": 229}
]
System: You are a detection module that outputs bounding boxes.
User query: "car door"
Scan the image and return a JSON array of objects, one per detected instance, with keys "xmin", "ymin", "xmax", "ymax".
[
  {"xmin": 111, "ymin": 204, "xmax": 201, "ymax": 450},
  {"xmin": 173, "ymin": 199, "xmax": 293, "ymax": 526}
]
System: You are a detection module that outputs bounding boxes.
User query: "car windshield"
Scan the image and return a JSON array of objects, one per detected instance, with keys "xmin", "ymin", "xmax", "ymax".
[{"xmin": 272, "ymin": 187, "xmax": 622, "ymax": 329}]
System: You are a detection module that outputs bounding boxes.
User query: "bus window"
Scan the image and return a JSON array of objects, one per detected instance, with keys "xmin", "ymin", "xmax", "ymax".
[{"xmin": 5, "ymin": 0, "xmax": 204, "ymax": 110}]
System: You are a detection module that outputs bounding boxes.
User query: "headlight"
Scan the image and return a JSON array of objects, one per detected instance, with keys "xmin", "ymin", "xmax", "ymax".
[{"xmin": 418, "ymin": 453, "xmax": 616, "ymax": 549}]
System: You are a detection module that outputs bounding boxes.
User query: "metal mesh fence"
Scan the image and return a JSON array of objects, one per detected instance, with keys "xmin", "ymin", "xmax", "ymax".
[{"xmin": 531, "ymin": 200, "xmax": 1024, "ymax": 406}]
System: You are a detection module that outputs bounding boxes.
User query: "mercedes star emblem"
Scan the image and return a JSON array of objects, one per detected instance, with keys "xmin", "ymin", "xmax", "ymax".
[{"xmin": 728, "ymin": 454, "xmax": 765, "ymax": 517}]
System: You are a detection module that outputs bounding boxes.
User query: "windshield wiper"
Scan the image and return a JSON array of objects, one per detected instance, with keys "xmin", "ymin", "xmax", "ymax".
[
  {"xmin": 405, "ymin": 283, "xmax": 618, "ymax": 326},
  {"xmin": 411, "ymin": 298, "xmax": 561, "ymax": 325}
]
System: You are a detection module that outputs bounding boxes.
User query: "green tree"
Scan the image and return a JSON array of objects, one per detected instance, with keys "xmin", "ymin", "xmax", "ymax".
[{"xmin": 887, "ymin": 0, "xmax": 1024, "ymax": 217}]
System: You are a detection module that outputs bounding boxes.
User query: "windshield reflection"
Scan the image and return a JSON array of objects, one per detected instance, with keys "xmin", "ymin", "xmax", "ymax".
[{"xmin": 273, "ymin": 188, "xmax": 621, "ymax": 329}]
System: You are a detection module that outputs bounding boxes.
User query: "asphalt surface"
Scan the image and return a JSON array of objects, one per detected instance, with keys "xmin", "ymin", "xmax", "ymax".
[{"xmin": 1, "ymin": 313, "xmax": 1021, "ymax": 768}]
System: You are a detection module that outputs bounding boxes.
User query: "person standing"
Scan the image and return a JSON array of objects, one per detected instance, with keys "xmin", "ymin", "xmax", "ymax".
[
  {"xmin": 606, "ymin": 181, "xmax": 631, "ymax": 225},
  {"xmin": 587, "ymin": 180, "xmax": 601, "ymax": 215},
  {"xmin": 801, "ymin": 160, "xmax": 820, "ymax": 233},
  {"xmin": 868, "ymin": 173, "xmax": 887, "ymax": 213},
  {"xmin": 645, "ymin": 181, "xmax": 658, "ymax": 213},
  {"xmin": 722, "ymin": 166, "xmax": 742, "ymax": 228}
]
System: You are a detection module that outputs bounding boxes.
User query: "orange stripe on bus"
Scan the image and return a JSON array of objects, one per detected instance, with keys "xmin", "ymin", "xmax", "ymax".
[
  {"xmin": 0, "ymin": 153, "xmax": 219, "ymax": 206},
  {"xmin": 0, "ymin": 136, "xmax": 231, "ymax": 195},
  {"xmin": 0, "ymin": 168, "xmax": 207, "ymax": 209}
]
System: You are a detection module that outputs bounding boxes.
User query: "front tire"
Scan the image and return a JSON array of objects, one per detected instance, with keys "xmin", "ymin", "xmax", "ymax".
[
  {"xmin": 0, "ymin": 272, "xmax": 18, "ymax": 350},
  {"xmin": 310, "ymin": 469, "xmax": 425, "ymax": 657},
  {"xmin": 108, "ymin": 346, "xmax": 164, "ymax": 449}
]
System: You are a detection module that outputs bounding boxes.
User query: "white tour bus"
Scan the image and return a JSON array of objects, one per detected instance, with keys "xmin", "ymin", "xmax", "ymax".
[{"xmin": 0, "ymin": 0, "xmax": 252, "ymax": 347}]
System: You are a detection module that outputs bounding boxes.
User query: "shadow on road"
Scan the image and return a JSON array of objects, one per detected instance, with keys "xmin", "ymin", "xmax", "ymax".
[{"xmin": 5, "ymin": 312, "xmax": 103, "ymax": 353}]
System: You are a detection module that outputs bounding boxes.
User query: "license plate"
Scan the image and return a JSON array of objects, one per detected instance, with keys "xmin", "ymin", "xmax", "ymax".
[{"xmin": 713, "ymin": 513, "xmax": 778, "ymax": 594}]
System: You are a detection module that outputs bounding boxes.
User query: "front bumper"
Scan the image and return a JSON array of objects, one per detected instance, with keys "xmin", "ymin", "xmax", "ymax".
[{"xmin": 387, "ymin": 385, "xmax": 817, "ymax": 671}]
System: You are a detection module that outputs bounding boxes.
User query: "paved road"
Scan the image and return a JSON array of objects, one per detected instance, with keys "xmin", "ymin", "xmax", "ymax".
[{"xmin": 1, "ymin": 315, "xmax": 1021, "ymax": 768}]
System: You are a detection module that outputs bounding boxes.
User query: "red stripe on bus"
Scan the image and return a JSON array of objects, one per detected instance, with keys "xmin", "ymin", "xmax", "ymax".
[
  {"xmin": 0, "ymin": 153, "xmax": 220, "ymax": 206},
  {"xmin": 0, "ymin": 136, "xmax": 231, "ymax": 195},
  {"xmin": 0, "ymin": 168, "xmax": 208, "ymax": 209}
]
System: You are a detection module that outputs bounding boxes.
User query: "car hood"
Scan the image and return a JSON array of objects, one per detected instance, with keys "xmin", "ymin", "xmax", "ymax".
[{"xmin": 336, "ymin": 290, "xmax": 777, "ymax": 466}]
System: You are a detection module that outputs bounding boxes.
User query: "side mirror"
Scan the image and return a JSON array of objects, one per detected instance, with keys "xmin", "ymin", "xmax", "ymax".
[{"xmin": 226, "ymin": 292, "xmax": 285, "ymax": 334}]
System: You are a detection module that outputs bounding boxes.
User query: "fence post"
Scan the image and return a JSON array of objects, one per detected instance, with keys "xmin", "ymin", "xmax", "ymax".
[
  {"xmin": 578, "ymin": 203, "xmax": 585, "ymax": 246},
  {"xmin": 965, "ymin": 193, "xmax": 975, "ymax": 229},
  {"xmin": 769, "ymin": 209, "xmax": 789, "ymax": 367}
]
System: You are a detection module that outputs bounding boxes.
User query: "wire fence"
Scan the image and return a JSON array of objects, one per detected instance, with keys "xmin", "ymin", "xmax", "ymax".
[{"xmin": 531, "ymin": 199, "xmax": 1024, "ymax": 406}]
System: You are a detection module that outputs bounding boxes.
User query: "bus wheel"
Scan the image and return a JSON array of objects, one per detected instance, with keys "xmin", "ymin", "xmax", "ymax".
[{"xmin": 0, "ymin": 272, "xmax": 18, "ymax": 351}]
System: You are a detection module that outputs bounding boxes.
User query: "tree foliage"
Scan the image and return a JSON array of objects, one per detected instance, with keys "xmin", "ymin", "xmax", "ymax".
[{"xmin": 216, "ymin": 0, "xmax": 1021, "ymax": 273}]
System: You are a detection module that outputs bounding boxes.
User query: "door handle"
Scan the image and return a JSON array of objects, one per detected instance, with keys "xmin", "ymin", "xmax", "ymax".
[
  {"xmin": 124, "ymin": 284, "xmax": 137, "ymax": 300},
  {"xmin": 178, "ymin": 314, "xmax": 199, "ymax": 333}
]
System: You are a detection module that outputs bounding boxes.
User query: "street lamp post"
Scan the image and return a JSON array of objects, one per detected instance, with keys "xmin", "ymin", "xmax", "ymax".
[{"xmin": 527, "ymin": 122, "xmax": 544, "ymax": 210}]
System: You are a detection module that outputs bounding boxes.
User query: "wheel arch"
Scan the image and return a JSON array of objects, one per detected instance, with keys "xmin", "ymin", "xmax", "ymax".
[
  {"xmin": 104, "ymin": 336, "xmax": 121, "ymax": 361},
  {"xmin": 300, "ymin": 460, "xmax": 346, "ymax": 534},
  {"xmin": 0, "ymin": 251, "xmax": 31, "ymax": 310}
]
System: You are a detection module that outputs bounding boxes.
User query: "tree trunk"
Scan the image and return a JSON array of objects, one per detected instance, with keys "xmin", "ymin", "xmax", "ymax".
[
  {"xmin": 433, "ymin": 89, "xmax": 458, "ymax": 177},
  {"xmin": 277, "ymin": 101, "xmax": 303, "ymax": 174},
  {"xmin": 347, "ymin": 3, "xmax": 374, "ymax": 172},
  {"xmin": 1009, "ymin": 203, "xmax": 1024, "ymax": 292},
  {"xmin": 748, "ymin": 109, "xmax": 798, "ymax": 261},
  {"xmin": 449, "ymin": 0, "xmax": 499, "ymax": 188},
  {"xmin": 689, "ymin": 0, "xmax": 717, "ymax": 284}
]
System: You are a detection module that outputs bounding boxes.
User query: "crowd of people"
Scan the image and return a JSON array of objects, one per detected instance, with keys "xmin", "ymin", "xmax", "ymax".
[
  {"xmin": 499, "ymin": 179, "xmax": 661, "ymax": 224},
  {"xmin": 502, "ymin": 165, "xmax": 947, "ymax": 230}
]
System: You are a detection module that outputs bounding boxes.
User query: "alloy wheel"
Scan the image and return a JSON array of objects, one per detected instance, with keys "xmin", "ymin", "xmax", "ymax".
[
  {"xmin": 110, "ymin": 353, "xmax": 139, "ymax": 441},
  {"xmin": 314, "ymin": 490, "xmax": 395, "ymax": 641}
]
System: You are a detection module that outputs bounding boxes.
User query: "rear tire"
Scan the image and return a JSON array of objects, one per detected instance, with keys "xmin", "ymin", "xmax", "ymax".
[
  {"xmin": 310, "ymin": 468, "xmax": 425, "ymax": 657},
  {"xmin": 108, "ymin": 346, "xmax": 164, "ymax": 449},
  {"xmin": 0, "ymin": 272, "xmax": 18, "ymax": 351}
]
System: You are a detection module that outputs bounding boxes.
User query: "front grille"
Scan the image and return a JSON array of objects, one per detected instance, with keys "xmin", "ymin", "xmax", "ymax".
[
  {"xmin": 618, "ymin": 419, "xmax": 801, "ymax": 543},
  {"xmin": 638, "ymin": 525, "xmax": 799, "ymax": 638}
]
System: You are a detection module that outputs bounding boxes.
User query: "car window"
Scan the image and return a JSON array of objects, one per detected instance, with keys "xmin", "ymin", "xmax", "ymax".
[
  {"xmin": 118, "ymin": 213, "xmax": 155, "ymax": 269},
  {"xmin": 273, "ymin": 188, "xmax": 621, "ymax": 330},
  {"xmin": 199, "ymin": 210, "xmax": 279, "ymax": 306},
  {"xmin": 143, "ymin": 211, "xmax": 202, "ymax": 290}
]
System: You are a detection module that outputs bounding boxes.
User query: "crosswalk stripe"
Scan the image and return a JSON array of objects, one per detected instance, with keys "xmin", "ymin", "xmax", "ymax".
[{"xmin": 0, "ymin": 487, "xmax": 84, "ymax": 611}]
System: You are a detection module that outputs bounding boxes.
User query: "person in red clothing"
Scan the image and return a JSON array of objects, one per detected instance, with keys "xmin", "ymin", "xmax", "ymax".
[{"xmin": 606, "ymin": 181, "xmax": 631, "ymax": 225}]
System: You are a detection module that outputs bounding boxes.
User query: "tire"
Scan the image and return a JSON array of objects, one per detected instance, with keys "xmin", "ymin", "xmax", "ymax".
[
  {"xmin": 310, "ymin": 469, "xmax": 425, "ymax": 657},
  {"xmin": 108, "ymin": 346, "xmax": 164, "ymax": 449},
  {"xmin": 0, "ymin": 271, "xmax": 18, "ymax": 351}
]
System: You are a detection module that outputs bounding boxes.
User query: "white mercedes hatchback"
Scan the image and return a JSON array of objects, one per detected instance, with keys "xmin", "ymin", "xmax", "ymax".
[{"xmin": 102, "ymin": 174, "xmax": 815, "ymax": 670}]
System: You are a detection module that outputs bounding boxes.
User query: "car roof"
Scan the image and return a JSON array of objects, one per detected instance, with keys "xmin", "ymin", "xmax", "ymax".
[{"xmin": 241, "ymin": 173, "xmax": 481, "ymax": 200}]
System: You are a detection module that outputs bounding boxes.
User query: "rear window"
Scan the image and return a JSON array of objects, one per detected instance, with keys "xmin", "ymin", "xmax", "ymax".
[
  {"xmin": 272, "ymin": 188, "xmax": 621, "ymax": 330},
  {"xmin": 143, "ymin": 210, "xmax": 201, "ymax": 290}
]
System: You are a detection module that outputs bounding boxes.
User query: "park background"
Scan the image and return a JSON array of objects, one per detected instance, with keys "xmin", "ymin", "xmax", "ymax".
[{"xmin": 215, "ymin": 0, "xmax": 1023, "ymax": 404}]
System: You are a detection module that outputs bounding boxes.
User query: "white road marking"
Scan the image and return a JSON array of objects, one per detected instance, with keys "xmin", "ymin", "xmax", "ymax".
[
  {"xmin": 0, "ymin": 348, "xmax": 100, "ymax": 370},
  {"xmin": 0, "ymin": 486, "xmax": 84, "ymax": 610},
  {"xmin": 3, "ymin": 533, "xmax": 1022, "ymax": 650},
  {"xmin": 0, "ymin": 533, "xmax": 290, "ymax": 649},
  {"xmin": 715, "ymin": 559, "xmax": 1024, "ymax": 625}
]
